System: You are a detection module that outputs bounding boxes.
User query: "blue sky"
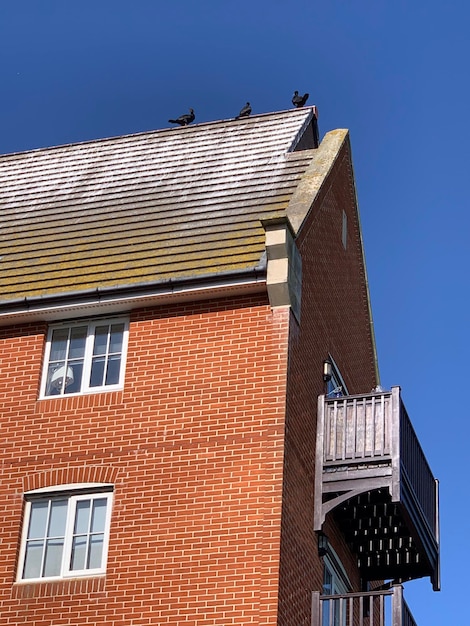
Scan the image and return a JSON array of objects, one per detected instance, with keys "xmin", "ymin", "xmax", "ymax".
[{"xmin": 0, "ymin": 1, "xmax": 467, "ymax": 622}]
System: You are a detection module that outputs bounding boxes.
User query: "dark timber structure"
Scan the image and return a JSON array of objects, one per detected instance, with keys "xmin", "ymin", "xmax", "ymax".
[{"xmin": 314, "ymin": 387, "xmax": 440, "ymax": 592}]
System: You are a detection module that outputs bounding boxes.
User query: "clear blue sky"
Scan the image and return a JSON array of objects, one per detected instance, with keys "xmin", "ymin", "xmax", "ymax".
[{"xmin": 0, "ymin": 1, "xmax": 466, "ymax": 622}]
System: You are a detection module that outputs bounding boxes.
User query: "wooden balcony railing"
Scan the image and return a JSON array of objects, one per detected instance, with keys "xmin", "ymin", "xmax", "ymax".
[
  {"xmin": 314, "ymin": 387, "xmax": 440, "ymax": 589},
  {"xmin": 311, "ymin": 585, "xmax": 417, "ymax": 626}
]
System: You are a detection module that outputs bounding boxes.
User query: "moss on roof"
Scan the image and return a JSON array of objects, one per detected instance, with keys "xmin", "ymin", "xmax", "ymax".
[{"xmin": 0, "ymin": 109, "xmax": 345, "ymax": 302}]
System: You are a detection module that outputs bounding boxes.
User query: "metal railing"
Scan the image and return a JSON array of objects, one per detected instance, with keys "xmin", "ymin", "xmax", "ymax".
[
  {"xmin": 312, "ymin": 585, "xmax": 417, "ymax": 626},
  {"xmin": 399, "ymin": 399, "xmax": 436, "ymax": 534}
]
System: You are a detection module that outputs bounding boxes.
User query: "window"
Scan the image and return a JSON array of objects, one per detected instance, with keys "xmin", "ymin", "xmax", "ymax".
[
  {"xmin": 18, "ymin": 487, "xmax": 113, "ymax": 581},
  {"xmin": 326, "ymin": 356, "xmax": 348, "ymax": 398},
  {"xmin": 322, "ymin": 549, "xmax": 351, "ymax": 626},
  {"xmin": 41, "ymin": 318, "xmax": 129, "ymax": 397}
]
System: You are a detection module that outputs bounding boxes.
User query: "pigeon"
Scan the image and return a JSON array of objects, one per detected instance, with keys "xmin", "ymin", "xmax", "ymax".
[
  {"xmin": 236, "ymin": 102, "xmax": 252, "ymax": 119},
  {"xmin": 292, "ymin": 91, "xmax": 309, "ymax": 108},
  {"xmin": 168, "ymin": 108, "xmax": 195, "ymax": 126}
]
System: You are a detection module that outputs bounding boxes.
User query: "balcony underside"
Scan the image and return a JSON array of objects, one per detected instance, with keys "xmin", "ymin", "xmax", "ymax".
[{"xmin": 329, "ymin": 487, "xmax": 435, "ymax": 583}]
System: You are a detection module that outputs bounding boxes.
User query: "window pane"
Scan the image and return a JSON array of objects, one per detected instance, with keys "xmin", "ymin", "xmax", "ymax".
[
  {"xmin": 43, "ymin": 538, "xmax": 64, "ymax": 577},
  {"xmin": 63, "ymin": 361, "xmax": 83, "ymax": 394},
  {"xmin": 47, "ymin": 500, "xmax": 68, "ymax": 537},
  {"xmin": 88, "ymin": 534, "xmax": 104, "ymax": 569},
  {"xmin": 91, "ymin": 499, "xmax": 107, "ymax": 532},
  {"xmin": 109, "ymin": 324, "xmax": 124, "ymax": 353},
  {"xmin": 93, "ymin": 326, "xmax": 109, "ymax": 356},
  {"xmin": 90, "ymin": 357, "xmax": 105, "ymax": 387},
  {"xmin": 23, "ymin": 540, "xmax": 44, "ymax": 579},
  {"xmin": 322, "ymin": 601, "xmax": 331, "ymax": 626},
  {"xmin": 323, "ymin": 567, "xmax": 333, "ymax": 593},
  {"xmin": 69, "ymin": 326, "xmax": 87, "ymax": 359},
  {"xmin": 46, "ymin": 363, "xmax": 76, "ymax": 395},
  {"xmin": 105, "ymin": 355, "xmax": 121, "ymax": 385},
  {"xmin": 70, "ymin": 535, "xmax": 87, "ymax": 571},
  {"xmin": 49, "ymin": 328, "xmax": 69, "ymax": 361},
  {"xmin": 74, "ymin": 500, "xmax": 91, "ymax": 534},
  {"xmin": 28, "ymin": 502, "xmax": 49, "ymax": 539},
  {"xmin": 46, "ymin": 362, "xmax": 65, "ymax": 395}
]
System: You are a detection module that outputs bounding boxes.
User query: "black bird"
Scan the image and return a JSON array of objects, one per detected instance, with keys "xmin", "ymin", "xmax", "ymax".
[
  {"xmin": 168, "ymin": 108, "xmax": 195, "ymax": 126},
  {"xmin": 236, "ymin": 102, "xmax": 252, "ymax": 119},
  {"xmin": 292, "ymin": 91, "xmax": 309, "ymax": 108}
]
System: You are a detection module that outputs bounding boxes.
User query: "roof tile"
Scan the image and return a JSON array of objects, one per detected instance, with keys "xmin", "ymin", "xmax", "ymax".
[{"xmin": 0, "ymin": 108, "xmax": 317, "ymax": 301}]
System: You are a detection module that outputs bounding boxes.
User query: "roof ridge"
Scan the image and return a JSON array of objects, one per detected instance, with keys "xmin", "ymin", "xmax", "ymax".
[{"xmin": 0, "ymin": 107, "xmax": 317, "ymax": 159}]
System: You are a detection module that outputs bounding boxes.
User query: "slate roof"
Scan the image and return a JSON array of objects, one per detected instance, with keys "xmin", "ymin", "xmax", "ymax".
[{"xmin": 0, "ymin": 107, "xmax": 321, "ymax": 303}]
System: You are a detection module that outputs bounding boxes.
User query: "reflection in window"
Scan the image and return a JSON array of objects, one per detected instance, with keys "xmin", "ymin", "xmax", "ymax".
[
  {"xmin": 42, "ymin": 318, "xmax": 128, "ymax": 397},
  {"xmin": 20, "ymin": 490, "xmax": 113, "ymax": 580}
]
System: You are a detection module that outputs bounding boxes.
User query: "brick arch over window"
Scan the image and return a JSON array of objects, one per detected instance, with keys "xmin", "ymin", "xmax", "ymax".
[{"xmin": 22, "ymin": 465, "xmax": 120, "ymax": 492}]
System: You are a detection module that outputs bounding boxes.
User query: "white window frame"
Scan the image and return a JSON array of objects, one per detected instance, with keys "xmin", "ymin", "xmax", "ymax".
[
  {"xmin": 40, "ymin": 317, "xmax": 129, "ymax": 398},
  {"xmin": 17, "ymin": 486, "xmax": 113, "ymax": 582}
]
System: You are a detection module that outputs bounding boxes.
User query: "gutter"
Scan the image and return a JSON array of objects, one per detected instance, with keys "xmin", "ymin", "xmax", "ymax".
[{"xmin": 0, "ymin": 266, "xmax": 267, "ymax": 326}]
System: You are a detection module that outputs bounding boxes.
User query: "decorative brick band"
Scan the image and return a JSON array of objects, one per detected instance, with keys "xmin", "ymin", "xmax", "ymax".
[{"xmin": 22, "ymin": 465, "xmax": 120, "ymax": 493}]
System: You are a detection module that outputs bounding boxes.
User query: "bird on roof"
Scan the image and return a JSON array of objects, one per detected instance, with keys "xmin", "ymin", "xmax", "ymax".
[
  {"xmin": 168, "ymin": 108, "xmax": 195, "ymax": 126},
  {"xmin": 292, "ymin": 91, "xmax": 309, "ymax": 108},
  {"xmin": 236, "ymin": 102, "xmax": 252, "ymax": 119}
]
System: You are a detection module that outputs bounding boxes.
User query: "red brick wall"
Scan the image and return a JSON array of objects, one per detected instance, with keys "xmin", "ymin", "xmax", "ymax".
[
  {"xmin": 0, "ymin": 294, "xmax": 290, "ymax": 625},
  {"xmin": 277, "ymin": 139, "xmax": 378, "ymax": 626}
]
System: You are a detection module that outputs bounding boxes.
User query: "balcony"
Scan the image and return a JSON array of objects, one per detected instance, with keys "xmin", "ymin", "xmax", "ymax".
[
  {"xmin": 314, "ymin": 387, "xmax": 440, "ymax": 590},
  {"xmin": 312, "ymin": 585, "xmax": 417, "ymax": 626}
]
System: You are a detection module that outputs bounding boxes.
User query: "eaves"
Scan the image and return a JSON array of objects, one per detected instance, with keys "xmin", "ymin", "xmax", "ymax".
[{"xmin": 0, "ymin": 265, "xmax": 267, "ymax": 327}]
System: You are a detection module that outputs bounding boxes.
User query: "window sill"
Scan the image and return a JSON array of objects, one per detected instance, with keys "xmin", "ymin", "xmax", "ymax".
[
  {"xmin": 38, "ymin": 385, "xmax": 124, "ymax": 401},
  {"xmin": 13, "ymin": 575, "xmax": 106, "ymax": 599},
  {"xmin": 36, "ymin": 388, "xmax": 124, "ymax": 408}
]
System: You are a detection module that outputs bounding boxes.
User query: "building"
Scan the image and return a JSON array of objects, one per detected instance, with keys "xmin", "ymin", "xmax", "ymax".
[{"xmin": 0, "ymin": 107, "xmax": 439, "ymax": 625}]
